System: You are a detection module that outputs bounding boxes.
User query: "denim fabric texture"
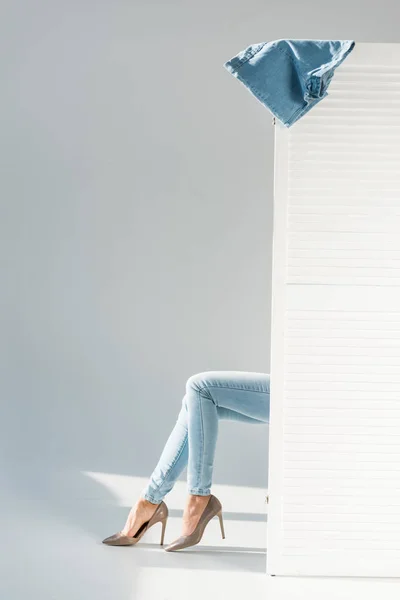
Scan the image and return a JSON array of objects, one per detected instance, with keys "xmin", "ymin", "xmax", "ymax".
[
  {"xmin": 142, "ymin": 371, "xmax": 270, "ymax": 503},
  {"xmin": 224, "ymin": 39, "xmax": 355, "ymax": 127}
]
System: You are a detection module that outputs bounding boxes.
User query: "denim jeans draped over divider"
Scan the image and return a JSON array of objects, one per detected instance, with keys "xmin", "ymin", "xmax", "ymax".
[{"xmin": 224, "ymin": 39, "xmax": 355, "ymax": 126}]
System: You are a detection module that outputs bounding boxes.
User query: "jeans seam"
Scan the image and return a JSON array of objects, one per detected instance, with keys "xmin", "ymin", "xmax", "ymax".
[
  {"xmin": 148, "ymin": 433, "xmax": 188, "ymax": 495},
  {"xmin": 195, "ymin": 384, "xmax": 270, "ymax": 396},
  {"xmin": 227, "ymin": 41, "xmax": 269, "ymax": 70},
  {"xmin": 195, "ymin": 387, "xmax": 205, "ymax": 491}
]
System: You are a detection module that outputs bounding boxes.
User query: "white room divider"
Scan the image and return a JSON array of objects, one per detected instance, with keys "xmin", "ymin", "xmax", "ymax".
[{"xmin": 267, "ymin": 43, "xmax": 400, "ymax": 577}]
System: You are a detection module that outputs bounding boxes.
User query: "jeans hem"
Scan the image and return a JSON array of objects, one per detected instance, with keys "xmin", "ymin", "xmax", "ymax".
[
  {"xmin": 188, "ymin": 488, "xmax": 211, "ymax": 496},
  {"xmin": 142, "ymin": 492, "xmax": 163, "ymax": 504}
]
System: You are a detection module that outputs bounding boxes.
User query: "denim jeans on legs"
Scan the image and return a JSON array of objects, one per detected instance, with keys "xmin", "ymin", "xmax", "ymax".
[{"xmin": 141, "ymin": 371, "xmax": 270, "ymax": 503}]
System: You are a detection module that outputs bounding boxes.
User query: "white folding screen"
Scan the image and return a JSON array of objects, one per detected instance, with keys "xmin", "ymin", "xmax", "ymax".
[{"xmin": 267, "ymin": 43, "xmax": 400, "ymax": 577}]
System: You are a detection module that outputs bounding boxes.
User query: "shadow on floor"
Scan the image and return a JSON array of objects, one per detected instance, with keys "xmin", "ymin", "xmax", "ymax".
[
  {"xmin": 108, "ymin": 542, "xmax": 267, "ymax": 574},
  {"xmin": 2, "ymin": 461, "xmax": 267, "ymax": 600}
]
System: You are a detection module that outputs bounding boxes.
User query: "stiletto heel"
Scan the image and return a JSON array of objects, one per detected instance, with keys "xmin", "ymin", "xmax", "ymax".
[
  {"xmin": 217, "ymin": 510, "xmax": 225, "ymax": 539},
  {"xmin": 102, "ymin": 501, "xmax": 169, "ymax": 547},
  {"xmin": 160, "ymin": 517, "xmax": 167, "ymax": 546},
  {"xmin": 164, "ymin": 495, "xmax": 224, "ymax": 552}
]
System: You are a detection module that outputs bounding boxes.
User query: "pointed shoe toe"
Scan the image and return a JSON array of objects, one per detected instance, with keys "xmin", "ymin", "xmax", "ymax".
[
  {"xmin": 102, "ymin": 500, "xmax": 169, "ymax": 547},
  {"xmin": 164, "ymin": 537, "xmax": 188, "ymax": 552},
  {"xmin": 102, "ymin": 532, "xmax": 134, "ymax": 546}
]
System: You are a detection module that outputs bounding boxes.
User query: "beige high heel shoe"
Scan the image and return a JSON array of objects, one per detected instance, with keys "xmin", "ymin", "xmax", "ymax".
[
  {"xmin": 102, "ymin": 501, "xmax": 169, "ymax": 546},
  {"xmin": 164, "ymin": 495, "xmax": 225, "ymax": 552}
]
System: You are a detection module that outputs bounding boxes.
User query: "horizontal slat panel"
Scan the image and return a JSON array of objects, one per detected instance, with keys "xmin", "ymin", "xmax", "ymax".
[
  {"xmin": 284, "ymin": 450, "xmax": 400, "ymax": 459},
  {"xmin": 283, "ymin": 541, "xmax": 400, "ymax": 550},
  {"xmin": 269, "ymin": 44, "xmax": 400, "ymax": 578},
  {"xmin": 284, "ymin": 434, "xmax": 400, "ymax": 443},
  {"xmin": 283, "ymin": 482, "xmax": 400, "ymax": 492}
]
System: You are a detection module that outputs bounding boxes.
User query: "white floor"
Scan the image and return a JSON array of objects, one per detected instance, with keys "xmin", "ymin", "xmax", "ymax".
[{"xmin": 4, "ymin": 468, "xmax": 400, "ymax": 600}]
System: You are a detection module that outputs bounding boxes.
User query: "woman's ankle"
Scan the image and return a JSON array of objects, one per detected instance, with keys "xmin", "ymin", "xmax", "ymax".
[
  {"xmin": 188, "ymin": 493, "xmax": 211, "ymax": 500},
  {"xmin": 139, "ymin": 496, "xmax": 160, "ymax": 509},
  {"xmin": 186, "ymin": 494, "xmax": 211, "ymax": 507}
]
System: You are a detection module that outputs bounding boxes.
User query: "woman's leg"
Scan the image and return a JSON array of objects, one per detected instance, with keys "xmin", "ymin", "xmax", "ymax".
[
  {"xmin": 141, "ymin": 402, "xmax": 189, "ymax": 504},
  {"xmin": 141, "ymin": 371, "xmax": 270, "ymax": 502},
  {"xmin": 184, "ymin": 371, "xmax": 270, "ymax": 496},
  {"xmin": 121, "ymin": 371, "xmax": 269, "ymax": 538}
]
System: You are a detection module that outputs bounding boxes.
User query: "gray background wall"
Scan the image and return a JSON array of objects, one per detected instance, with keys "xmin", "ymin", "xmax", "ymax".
[
  {"xmin": 1, "ymin": 0, "xmax": 399, "ymax": 597},
  {"xmin": 2, "ymin": 0, "xmax": 276, "ymax": 501}
]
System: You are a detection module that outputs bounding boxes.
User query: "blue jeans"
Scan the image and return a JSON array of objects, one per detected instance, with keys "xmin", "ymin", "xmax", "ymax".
[{"xmin": 142, "ymin": 371, "xmax": 270, "ymax": 503}]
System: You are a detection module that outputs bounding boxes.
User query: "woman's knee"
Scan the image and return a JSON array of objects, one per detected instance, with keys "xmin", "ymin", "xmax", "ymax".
[
  {"xmin": 186, "ymin": 372, "xmax": 210, "ymax": 394},
  {"xmin": 183, "ymin": 373, "xmax": 219, "ymax": 411}
]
